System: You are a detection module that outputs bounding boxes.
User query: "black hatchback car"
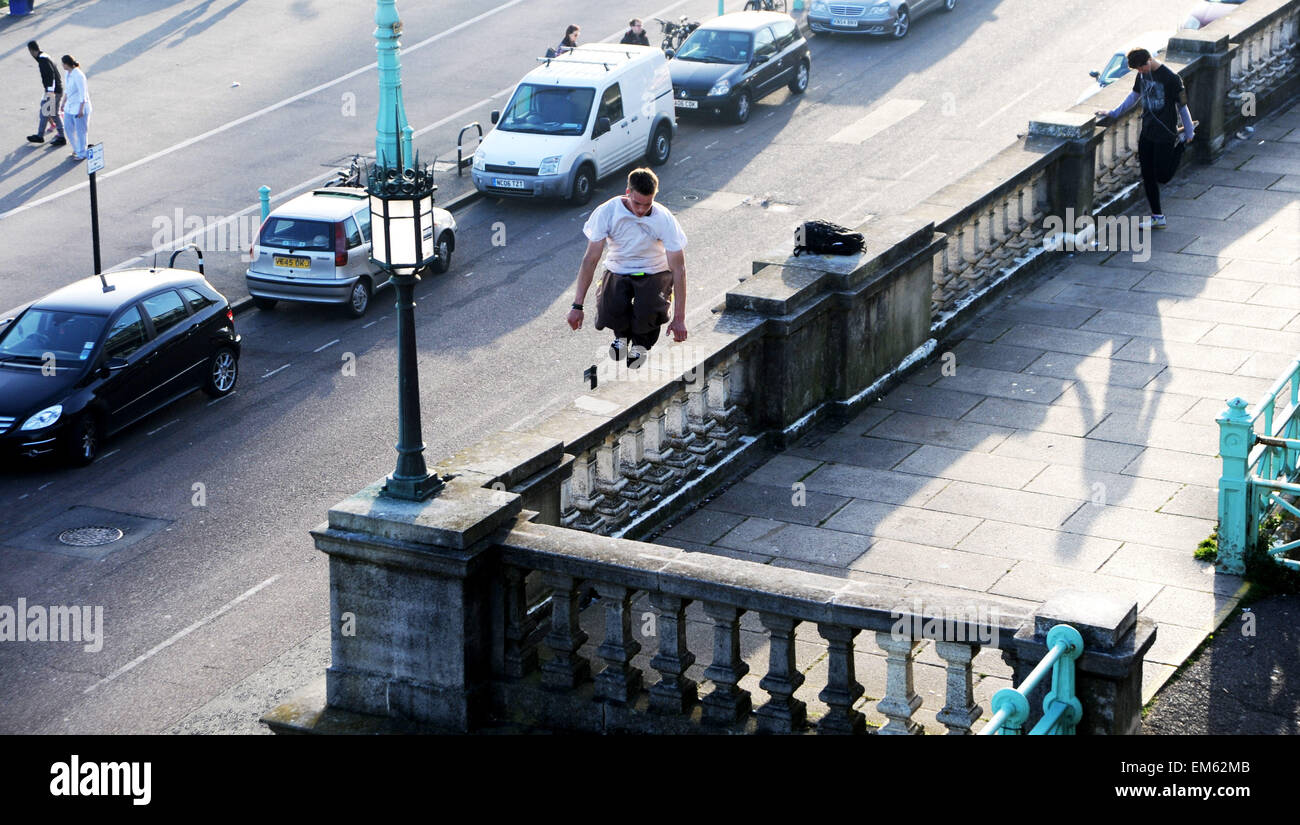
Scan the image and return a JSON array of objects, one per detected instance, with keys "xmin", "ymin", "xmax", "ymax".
[
  {"xmin": 668, "ymin": 11, "xmax": 810, "ymax": 124},
  {"xmin": 0, "ymin": 269, "xmax": 241, "ymax": 466}
]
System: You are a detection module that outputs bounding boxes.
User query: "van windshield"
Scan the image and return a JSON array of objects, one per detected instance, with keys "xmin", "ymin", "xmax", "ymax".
[{"xmin": 498, "ymin": 84, "xmax": 595, "ymax": 136}]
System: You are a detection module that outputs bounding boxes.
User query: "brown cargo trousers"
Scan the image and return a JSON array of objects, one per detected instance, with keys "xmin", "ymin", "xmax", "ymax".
[{"xmin": 593, "ymin": 269, "xmax": 673, "ymax": 350}]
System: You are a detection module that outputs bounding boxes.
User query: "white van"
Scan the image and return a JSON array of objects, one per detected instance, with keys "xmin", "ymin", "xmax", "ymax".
[{"xmin": 471, "ymin": 44, "xmax": 676, "ymax": 205}]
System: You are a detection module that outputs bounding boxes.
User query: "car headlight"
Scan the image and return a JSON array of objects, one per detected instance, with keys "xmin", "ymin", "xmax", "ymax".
[
  {"xmin": 811, "ymin": 1, "xmax": 829, "ymax": 13},
  {"xmin": 472, "ymin": 151, "xmax": 485, "ymax": 172},
  {"xmin": 708, "ymin": 78, "xmax": 731, "ymax": 97},
  {"xmin": 870, "ymin": 2, "xmax": 892, "ymax": 14},
  {"xmin": 538, "ymin": 155, "xmax": 562, "ymax": 176},
  {"xmin": 21, "ymin": 404, "xmax": 62, "ymax": 431}
]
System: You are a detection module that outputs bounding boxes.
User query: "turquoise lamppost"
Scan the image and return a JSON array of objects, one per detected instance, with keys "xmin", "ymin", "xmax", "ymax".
[{"xmin": 369, "ymin": 0, "xmax": 442, "ymax": 501}]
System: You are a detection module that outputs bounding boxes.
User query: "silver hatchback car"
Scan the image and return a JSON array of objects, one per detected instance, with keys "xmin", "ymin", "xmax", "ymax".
[
  {"xmin": 245, "ymin": 187, "xmax": 456, "ymax": 317},
  {"xmin": 808, "ymin": 0, "xmax": 957, "ymax": 39}
]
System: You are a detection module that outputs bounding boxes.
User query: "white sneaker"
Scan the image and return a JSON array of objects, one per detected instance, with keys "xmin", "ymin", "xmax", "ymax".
[{"xmin": 609, "ymin": 338, "xmax": 623, "ymax": 361}]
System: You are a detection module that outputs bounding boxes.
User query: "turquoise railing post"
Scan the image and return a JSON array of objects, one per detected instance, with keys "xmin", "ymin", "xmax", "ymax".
[
  {"xmin": 258, "ymin": 185, "xmax": 271, "ymax": 222},
  {"xmin": 988, "ymin": 689, "xmax": 1030, "ymax": 735},
  {"xmin": 1037, "ymin": 624, "xmax": 1084, "ymax": 734},
  {"xmin": 1217, "ymin": 397, "xmax": 1253, "ymax": 575}
]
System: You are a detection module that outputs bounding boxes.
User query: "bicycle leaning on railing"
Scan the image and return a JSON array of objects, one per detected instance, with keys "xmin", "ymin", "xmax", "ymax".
[
  {"xmin": 654, "ymin": 15, "xmax": 700, "ymax": 52},
  {"xmin": 744, "ymin": 0, "xmax": 788, "ymax": 11}
]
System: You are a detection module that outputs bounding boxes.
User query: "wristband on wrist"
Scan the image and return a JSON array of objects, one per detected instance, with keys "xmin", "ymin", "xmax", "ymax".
[{"xmin": 571, "ymin": 302, "xmax": 583, "ymax": 311}]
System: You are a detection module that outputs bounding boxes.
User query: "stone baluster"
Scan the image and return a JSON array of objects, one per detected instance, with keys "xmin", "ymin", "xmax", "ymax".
[
  {"xmin": 1119, "ymin": 114, "xmax": 1140, "ymax": 177},
  {"xmin": 640, "ymin": 405, "xmax": 689, "ymax": 493},
  {"xmin": 701, "ymin": 603, "xmax": 751, "ymax": 725},
  {"xmin": 662, "ymin": 394, "xmax": 705, "ymax": 470},
  {"xmin": 685, "ymin": 381, "xmax": 722, "ymax": 466},
  {"xmin": 1005, "ymin": 184, "xmax": 1030, "ymax": 255},
  {"xmin": 559, "ymin": 475, "xmax": 577, "ymax": 527},
  {"xmin": 1025, "ymin": 175, "xmax": 1049, "ymax": 246},
  {"xmin": 971, "ymin": 204, "xmax": 1000, "ymax": 278},
  {"xmin": 619, "ymin": 423, "xmax": 668, "ymax": 509},
  {"xmin": 593, "ymin": 583, "xmax": 642, "ymax": 705},
  {"xmin": 756, "ymin": 614, "xmax": 806, "ymax": 733},
  {"xmin": 705, "ymin": 362, "xmax": 742, "ymax": 452},
  {"xmin": 501, "ymin": 566, "xmax": 539, "ymax": 680},
  {"xmin": 540, "ymin": 574, "xmax": 590, "ymax": 690},
  {"xmin": 648, "ymin": 593, "xmax": 697, "ymax": 714},
  {"xmin": 565, "ymin": 451, "xmax": 607, "ymax": 533},
  {"xmin": 935, "ymin": 640, "xmax": 982, "ymax": 735},
  {"xmin": 990, "ymin": 194, "xmax": 1016, "ymax": 265},
  {"xmin": 593, "ymin": 431, "xmax": 632, "ymax": 525},
  {"xmin": 817, "ymin": 624, "xmax": 866, "ymax": 734},
  {"xmin": 875, "ymin": 632, "xmax": 922, "ymax": 735}
]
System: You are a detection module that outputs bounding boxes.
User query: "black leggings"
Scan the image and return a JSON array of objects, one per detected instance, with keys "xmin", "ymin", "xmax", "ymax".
[{"xmin": 1137, "ymin": 138, "xmax": 1184, "ymax": 215}]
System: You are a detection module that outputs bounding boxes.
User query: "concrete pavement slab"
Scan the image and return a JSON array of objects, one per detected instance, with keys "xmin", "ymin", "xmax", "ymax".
[
  {"xmin": 895, "ymin": 444, "xmax": 1049, "ymax": 490},
  {"xmin": 707, "ymin": 481, "xmax": 851, "ymax": 527},
  {"xmin": 1061, "ymin": 503, "xmax": 1216, "ymax": 551},
  {"xmin": 866, "ymin": 411, "xmax": 1015, "ymax": 452},
  {"xmin": 1097, "ymin": 542, "xmax": 1243, "ymax": 597},
  {"xmin": 1021, "ymin": 464, "xmax": 1182, "ymax": 511},
  {"xmin": 992, "ymin": 429, "xmax": 1145, "ymax": 473},
  {"xmin": 787, "ymin": 433, "xmax": 921, "ymax": 469},
  {"xmin": 1121, "ymin": 447, "xmax": 1222, "ymax": 487},
  {"xmin": 961, "ymin": 396, "xmax": 1110, "ymax": 438},
  {"xmin": 1025, "ymin": 351, "xmax": 1167, "ymax": 389},
  {"xmin": 824, "ymin": 500, "xmax": 983, "ymax": 549},
  {"xmin": 801, "ymin": 463, "xmax": 950, "ymax": 507},
  {"xmin": 875, "ymin": 383, "xmax": 986, "ymax": 419},
  {"xmin": 922, "ymin": 481, "xmax": 1083, "ymax": 530},
  {"xmin": 955, "ymin": 520, "xmax": 1121, "ymax": 571}
]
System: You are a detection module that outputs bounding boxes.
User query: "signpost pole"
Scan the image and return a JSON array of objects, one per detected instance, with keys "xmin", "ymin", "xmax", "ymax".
[{"xmin": 86, "ymin": 143, "xmax": 108, "ymax": 290}]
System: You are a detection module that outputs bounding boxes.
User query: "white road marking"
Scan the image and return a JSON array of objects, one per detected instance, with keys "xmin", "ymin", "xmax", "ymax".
[
  {"xmin": 811, "ymin": 85, "xmax": 822, "ymax": 91},
  {"xmin": 313, "ymin": 339, "xmax": 340, "ymax": 353},
  {"xmin": 674, "ymin": 155, "xmax": 692, "ymax": 165},
  {"xmin": 206, "ymin": 392, "xmax": 236, "ymax": 406},
  {"xmin": 363, "ymin": 321, "xmax": 379, "ymax": 329},
  {"xmin": 99, "ymin": 449, "xmax": 121, "ymax": 460},
  {"xmin": 262, "ymin": 363, "xmax": 291, "ymax": 379},
  {"xmin": 705, "ymin": 141, "xmax": 719, "ymax": 150},
  {"xmin": 828, "ymin": 98, "xmax": 926, "ymax": 144},
  {"xmin": 975, "ymin": 78, "xmax": 1051, "ymax": 130},
  {"xmin": 1, "ymin": 0, "xmax": 537, "ymax": 222},
  {"xmin": 38, "ymin": 482, "xmax": 52, "ymax": 490},
  {"xmin": 84, "ymin": 576, "xmax": 281, "ymax": 694},
  {"xmin": 146, "ymin": 419, "xmax": 181, "ymax": 436},
  {"xmin": 18, "ymin": 494, "xmax": 29, "ymax": 500},
  {"xmin": 900, "ymin": 153, "xmax": 939, "ymax": 180},
  {"xmin": 462, "ymin": 270, "xmax": 474, "ymax": 278}
]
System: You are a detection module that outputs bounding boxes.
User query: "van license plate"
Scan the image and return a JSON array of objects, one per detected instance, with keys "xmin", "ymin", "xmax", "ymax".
[
  {"xmin": 493, "ymin": 178, "xmax": 526, "ymax": 189},
  {"xmin": 674, "ymin": 99, "xmax": 698, "ymax": 109},
  {"xmin": 831, "ymin": 17, "xmax": 857, "ymax": 27},
  {"xmin": 274, "ymin": 256, "xmax": 311, "ymax": 268}
]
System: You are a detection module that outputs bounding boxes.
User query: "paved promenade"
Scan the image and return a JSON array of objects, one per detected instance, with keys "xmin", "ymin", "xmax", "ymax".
[{"xmin": 642, "ymin": 101, "xmax": 1300, "ymax": 732}]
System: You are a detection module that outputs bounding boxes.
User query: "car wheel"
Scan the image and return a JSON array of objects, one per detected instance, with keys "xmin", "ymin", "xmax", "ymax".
[
  {"xmin": 733, "ymin": 90, "xmax": 752, "ymax": 124},
  {"xmin": 64, "ymin": 413, "xmax": 100, "ymax": 466},
  {"xmin": 430, "ymin": 232, "xmax": 454, "ymax": 274},
  {"xmin": 252, "ymin": 296, "xmax": 277, "ymax": 311},
  {"xmin": 892, "ymin": 7, "xmax": 910, "ymax": 38},
  {"xmin": 204, "ymin": 346, "xmax": 239, "ymax": 398},
  {"xmin": 570, "ymin": 164, "xmax": 595, "ymax": 205},
  {"xmin": 788, "ymin": 59, "xmax": 810, "ymax": 94},
  {"xmin": 648, "ymin": 123, "xmax": 672, "ymax": 165},
  {"xmin": 345, "ymin": 278, "xmax": 371, "ymax": 318},
  {"xmin": 943, "ymin": 0, "xmax": 957, "ymax": 10}
]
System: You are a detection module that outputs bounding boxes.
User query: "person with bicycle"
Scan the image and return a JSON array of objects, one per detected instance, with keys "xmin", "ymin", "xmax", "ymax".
[{"xmin": 555, "ymin": 24, "xmax": 580, "ymax": 56}]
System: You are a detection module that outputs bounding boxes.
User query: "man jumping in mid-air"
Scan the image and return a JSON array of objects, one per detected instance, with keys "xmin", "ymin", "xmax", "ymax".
[{"xmin": 566, "ymin": 168, "xmax": 687, "ymax": 368}]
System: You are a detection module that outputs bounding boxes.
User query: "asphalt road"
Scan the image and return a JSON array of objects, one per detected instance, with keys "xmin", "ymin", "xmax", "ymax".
[{"xmin": 0, "ymin": 0, "xmax": 1200, "ymax": 733}]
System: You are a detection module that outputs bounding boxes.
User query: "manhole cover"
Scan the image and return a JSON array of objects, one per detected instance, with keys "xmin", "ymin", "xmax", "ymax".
[{"xmin": 58, "ymin": 527, "xmax": 124, "ymax": 547}]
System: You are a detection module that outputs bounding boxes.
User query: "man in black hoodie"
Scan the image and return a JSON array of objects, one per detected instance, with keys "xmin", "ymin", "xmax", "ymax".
[{"xmin": 27, "ymin": 40, "xmax": 67, "ymax": 146}]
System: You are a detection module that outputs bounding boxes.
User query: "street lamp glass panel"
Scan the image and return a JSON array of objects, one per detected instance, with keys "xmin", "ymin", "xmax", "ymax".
[
  {"xmin": 389, "ymin": 218, "xmax": 418, "ymax": 267},
  {"xmin": 368, "ymin": 195, "xmax": 388, "ymax": 263}
]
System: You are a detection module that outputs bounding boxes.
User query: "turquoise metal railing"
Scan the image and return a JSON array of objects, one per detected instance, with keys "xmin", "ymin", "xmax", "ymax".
[
  {"xmin": 1217, "ymin": 357, "xmax": 1300, "ymax": 574},
  {"xmin": 978, "ymin": 624, "xmax": 1083, "ymax": 735}
]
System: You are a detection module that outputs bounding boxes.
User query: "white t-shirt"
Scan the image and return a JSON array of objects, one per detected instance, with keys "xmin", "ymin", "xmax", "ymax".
[{"xmin": 583, "ymin": 195, "xmax": 687, "ymax": 274}]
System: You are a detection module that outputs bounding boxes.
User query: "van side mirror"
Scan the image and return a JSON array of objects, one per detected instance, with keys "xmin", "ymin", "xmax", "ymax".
[
  {"xmin": 490, "ymin": 110, "xmax": 500, "ymax": 125},
  {"xmin": 1089, "ymin": 70, "xmax": 1100, "ymax": 78},
  {"xmin": 593, "ymin": 117, "xmax": 611, "ymax": 138}
]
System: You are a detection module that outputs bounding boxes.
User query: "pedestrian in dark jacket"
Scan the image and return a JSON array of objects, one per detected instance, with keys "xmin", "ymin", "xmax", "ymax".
[
  {"xmin": 620, "ymin": 19, "xmax": 650, "ymax": 46},
  {"xmin": 1096, "ymin": 49, "xmax": 1195, "ymax": 230},
  {"xmin": 26, "ymin": 40, "xmax": 67, "ymax": 146}
]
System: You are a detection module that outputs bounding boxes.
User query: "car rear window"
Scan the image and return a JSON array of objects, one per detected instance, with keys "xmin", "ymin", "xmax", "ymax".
[
  {"xmin": 180, "ymin": 287, "xmax": 215, "ymax": 313},
  {"xmin": 260, "ymin": 217, "xmax": 334, "ymax": 251}
]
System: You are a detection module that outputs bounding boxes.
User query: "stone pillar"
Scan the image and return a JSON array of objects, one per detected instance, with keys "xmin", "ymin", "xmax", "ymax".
[
  {"xmin": 1028, "ymin": 112, "xmax": 1098, "ymax": 220},
  {"xmin": 309, "ymin": 476, "xmax": 521, "ymax": 732},
  {"xmin": 1170, "ymin": 32, "xmax": 1233, "ymax": 162},
  {"xmin": 1003, "ymin": 591, "xmax": 1156, "ymax": 735}
]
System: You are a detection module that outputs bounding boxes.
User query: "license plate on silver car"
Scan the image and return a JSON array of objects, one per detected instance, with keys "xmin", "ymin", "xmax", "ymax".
[
  {"xmin": 493, "ymin": 178, "xmax": 526, "ymax": 189},
  {"xmin": 831, "ymin": 17, "xmax": 857, "ymax": 27}
]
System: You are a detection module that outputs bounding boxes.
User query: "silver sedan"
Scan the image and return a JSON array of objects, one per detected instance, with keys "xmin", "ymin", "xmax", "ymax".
[{"xmin": 807, "ymin": 0, "xmax": 958, "ymax": 39}]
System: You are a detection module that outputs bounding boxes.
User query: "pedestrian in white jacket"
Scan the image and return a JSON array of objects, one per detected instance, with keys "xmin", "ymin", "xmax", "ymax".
[{"xmin": 60, "ymin": 55, "xmax": 92, "ymax": 161}]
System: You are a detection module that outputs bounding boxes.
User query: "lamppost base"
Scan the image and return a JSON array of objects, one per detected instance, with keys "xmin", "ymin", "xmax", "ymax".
[{"xmin": 382, "ymin": 472, "xmax": 445, "ymax": 502}]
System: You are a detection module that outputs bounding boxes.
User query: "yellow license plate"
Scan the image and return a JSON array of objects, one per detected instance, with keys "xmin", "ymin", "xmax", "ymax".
[{"xmin": 275, "ymin": 255, "xmax": 311, "ymax": 269}]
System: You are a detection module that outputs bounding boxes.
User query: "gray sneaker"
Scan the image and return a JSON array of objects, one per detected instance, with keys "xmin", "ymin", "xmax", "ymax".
[
  {"xmin": 626, "ymin": 345, "xmax": 646, "ymax": 369},
  {"xmin": 609, "ymin": 338, "xmax": 623, "ymax": 361}
]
